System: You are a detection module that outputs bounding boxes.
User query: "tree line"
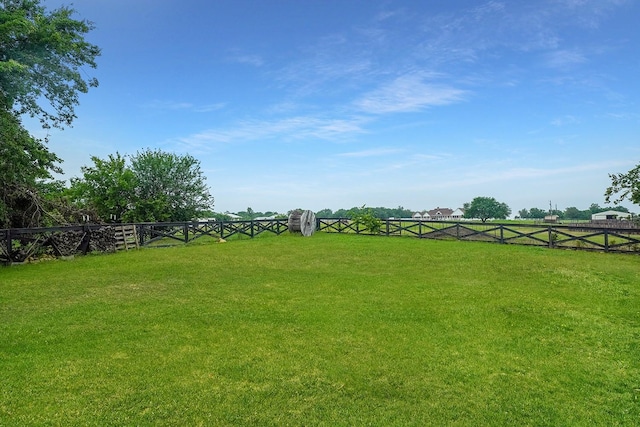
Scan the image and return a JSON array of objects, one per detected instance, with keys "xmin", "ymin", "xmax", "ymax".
[{"xmin": 517, "ymin": 204, "xmax": 631, "ymax": 221}]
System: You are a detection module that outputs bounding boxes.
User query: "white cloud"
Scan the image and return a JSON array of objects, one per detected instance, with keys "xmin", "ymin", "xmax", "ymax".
[
  {"xmin": 143, "ymin": 100, "xmax": 225, "ymax": 113},
  {"xmin": 428, "ymin": 160, "xmax": 632, "ymax": 190},
  {"xmin": 175, "ymin": 115, "xmax": 370, "ymax": 149},
  {"xmin": 337, "ymin": 147, "xmax": 403, "ymax": 158},
  {"xmin": 230, "ymin": 54, "xmax": 264, "ymax": 67},
  {"xmin": 551, "ymin": 115, "xmax": 582, "ymax": 126},
  {"xmin": 355, "ymin": 74, "xmax": 468, "ymax": 114},
  {"xmin": 544, "ymin": 50, "xmax": 588, "ymax": 69}
]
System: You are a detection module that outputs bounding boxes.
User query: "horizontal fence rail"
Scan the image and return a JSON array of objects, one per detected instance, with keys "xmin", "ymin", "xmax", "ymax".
[
  {"xmin": 0, "ymin": 219, "xmax": 289, "ymax": 264},
  {"xmin": 318, "ymin": 218, "xmax": 640, "ymax": 254},
  {"xmin": 2, "ymin": 218, "xmax": 639, "ymax": 264}
]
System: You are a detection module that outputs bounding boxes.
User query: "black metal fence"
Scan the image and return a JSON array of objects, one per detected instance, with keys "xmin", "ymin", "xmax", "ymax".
[{"xmin": 2, "ymin": 218, "xmax": 639, "ymax": 265}]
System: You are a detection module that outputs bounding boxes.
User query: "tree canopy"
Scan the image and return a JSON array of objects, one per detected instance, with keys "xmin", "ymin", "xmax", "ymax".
[
  {"xmin": 605, "ymin": 163, "xmax": 640, "ymax": 207},
  {"xmin": 0, "ymin": 109, "xmax": 62, "ymax": 227},
  {"xmin": 69, "ymin": 153, "xmax": 135, "ymax": 222},
  {"xmin": 0, "ymin": 0, "xmax": 100, "ymax": 227},
  {"xmin": 0, "ymin": 0, "xmax": 100, "ymax": 128},
  {"xmin": 463, "ymin": 196, "xmax": 511, "ymax": 222},
  {"xmin": 71, "ymin": 150, "xmax": 213, "ymax": 222}
]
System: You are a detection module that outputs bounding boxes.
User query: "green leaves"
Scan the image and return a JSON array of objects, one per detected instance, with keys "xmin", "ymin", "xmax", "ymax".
[
  {"xmin": 349, "ymin": 205, "xmax": 382, "ymax": 234},
  {"xmin": 71, "ymin": 150, "xmax": 213, "ymax": 222},
  {"xmin": 70, "ymin": 153, "xmax": 135, "ymax": 221},
  {"xmin": 605, "ymin": 164, "xmax": 640, "ymax": 206},
  {"xmin": 463, "ymin": 196, "xmax": 511, "ymax": 222},
  {"xmin": 0, "ymin": 110, "xmax": 62, "ymax": 227},
  {"xmin": 0, "ymin": 0, "xmax": 100, "ymax": 128},
  {"xmin": 1, "ymin": 0, "xmax": 100, "ymax": 227}
]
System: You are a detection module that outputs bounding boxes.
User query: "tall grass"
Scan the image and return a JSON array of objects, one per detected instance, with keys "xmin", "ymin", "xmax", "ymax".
[{"xmin": 1, "ymin": 233, "xmax": 638, "ymax": 426}]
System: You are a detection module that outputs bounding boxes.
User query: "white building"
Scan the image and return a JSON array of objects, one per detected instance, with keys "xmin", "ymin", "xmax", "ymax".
[
  {"xmin": 412, "ymin": 207, "xmax": 466, "ymax": 221},
  {"xmin": 591, "ymin": 210, "xmax": 632, "ymax": 220}
]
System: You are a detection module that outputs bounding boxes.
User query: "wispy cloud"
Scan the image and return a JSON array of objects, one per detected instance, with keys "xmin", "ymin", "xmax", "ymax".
[
  {"xmin": 228, "ymin": 53, "xmax": 264, "ymax": 67},
  {"xmin": 355, "ymin": 74, "xmax": 468, "ymax": 114},
  {"xmin": 551, "ymin": 115, "xmax": 582, "ymax": 126},
  {"xmin": 544, "ymin": 49, "xmax": 588, "ymax": 69},
  {"xmin": 337, "ymin": 147, "xmax": 403, "ymax": 158},
  {"xmin": 604, "ymin": 112, "xmax": 640, "ymax": 120},
  {"xmin": 430, "ymin": 160, "xmax": 633, "ymax": 189},
  {"xmin": 143, "ymin": 100, "xmax": 226, "ymax": 113},
  {"xmin": 175, "ymin": 115, "xmax": 370, "ymax": 149}
]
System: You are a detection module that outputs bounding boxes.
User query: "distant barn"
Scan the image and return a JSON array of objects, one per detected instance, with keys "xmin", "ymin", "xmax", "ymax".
[{"xmin": 591, "ymin": 210, "xmax": 631, "ymax": 221}]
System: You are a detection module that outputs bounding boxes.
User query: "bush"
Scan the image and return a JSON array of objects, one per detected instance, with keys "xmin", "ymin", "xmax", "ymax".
[{"xmin": 351, "ymin": 207, "xmax": 382, "ymax": 234}]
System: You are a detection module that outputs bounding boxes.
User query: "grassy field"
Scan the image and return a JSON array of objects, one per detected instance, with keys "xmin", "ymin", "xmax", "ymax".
[{"xmin": 1, "ymin": 233, "xmax": 639, "ymax": 426}]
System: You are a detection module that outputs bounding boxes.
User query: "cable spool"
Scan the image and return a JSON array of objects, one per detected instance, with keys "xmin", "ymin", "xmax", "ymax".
[{"xmin": 288, "ymin": 210, "xmax": 316, "ymax": 236}]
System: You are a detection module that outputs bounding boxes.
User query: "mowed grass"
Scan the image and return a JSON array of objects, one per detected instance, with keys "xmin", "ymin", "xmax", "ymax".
[{"xmin": 1, "ymin": 233, "xmax": 639, "ymax": 426}]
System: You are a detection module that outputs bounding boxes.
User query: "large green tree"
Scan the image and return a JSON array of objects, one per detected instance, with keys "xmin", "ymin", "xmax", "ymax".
[
  {"xmin": 0, "ymin": 109, "xmax": 61, "ymax": 227},
  {"xmin": 0, "ymin": 0, "xmax": 100, "ymax": 227},
  {"xmin": 71, "ymin": 150, "xmax": 213, "ymax": 222},
  {"xmin": 129, "ymin": 149, "xmax": 213, "ymax": 222},
  {"xmin": 69, "ymin": 153, "xmax": 136, "ymax": 222},
  {"xmin": 463, "ymin": 196, "xmax": 511, "ymax": 222},
  {"xmin": 0, "ymin": 0, "xmax": 100, "ymax": 127},
  {"xmin": 605, "ymin": 164, "xmax": 640, "ymax": 206}
]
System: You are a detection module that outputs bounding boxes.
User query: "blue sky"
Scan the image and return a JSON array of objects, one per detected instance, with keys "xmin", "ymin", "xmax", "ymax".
[{"xmin": 34, "ymin": 0, "xmax": 640, "ymax": 214}]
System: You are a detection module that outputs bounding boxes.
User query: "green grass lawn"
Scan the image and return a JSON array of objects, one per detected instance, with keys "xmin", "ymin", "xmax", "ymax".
[{"xmin": 1, "ymin": 233, "xmax": 639, "ymax": 426}]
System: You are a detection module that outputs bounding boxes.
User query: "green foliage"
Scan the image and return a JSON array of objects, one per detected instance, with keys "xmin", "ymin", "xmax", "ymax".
[
  {"xmin": 0, "ymin": 0, "xmax": 100, "ymax": 128},
  {"xmin": 129, "ymin": 149, "xmax": 212, "ymax": 222},
  {"xmin": 0, "ymin": 109, "xmax": 62, "ymax": 227},
  {"xmin": 564, "ymin": 206, "xmax": 589, "ymax": 220},
  {"xmin": 349, "ymin": 205, "xmax": 382, "ymax": 233},
  {"xmin": 518, "ymin": 204, "xmax": 633, "ymax": 221},
  {"xmin": 71, "ymin": 149, "xmax": 213, "ymax": 222},
  {"xmin": 316, "ymin": 206, "xmax": 413, "ymax": 219},
  {"xmin": 233, "ymin": 208, "xmax": 284, "ymax": 220},
  {"xmin": 605, "ymin": 163, "xmax": 640, "ymax": 206},
  {"xmin": 532, "ymin": 207, "xmax": 551, "ymax": 218},
  {"xmin": 69, "ymin": 153, "xmax": 135, "ymax": 221},
  {"xmin": 315, "ymin": 208, "xmax": 333, "ymax": 217},
  {"xmin": 463, "ymin": 196, "xmax": 511, "ymax": 222},
  {"xmin": 1, "ymin": 235, "xmax": 638, "ymax": 425},
  {"xmin": 0, "ymin": 0, "xmax": 99, "ymax": 227}
]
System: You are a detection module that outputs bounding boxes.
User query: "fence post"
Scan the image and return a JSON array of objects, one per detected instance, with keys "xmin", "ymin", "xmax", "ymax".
[
  {"xmin": 604, "ymin": 230, "xmax": 609, "ymax": 252},
  {"xmin": 500, "ymin": 225, "xmax": 504, "ymax": 244},
  {"xmin": 548, "ymin": 226, "xmax": 553, "ymax": 248},
  {"xmin": 82, "ymin": 225, "xmax": 91, "ymax": 254},
  {"xmin": 251, "ymin": 220, "xmax": 255, "ymax": 238},
  {"xmin": 220, "ymin": 220, "xmax": 225, "ymax": 239},
  {"xmin": 138, "ymin": 224, "xmax": 144, "ymax": 246},
  {"xmin": 5, "ymin": 229, "xmax": 12, "ymax": 264},
  {"xmin": 386, "ymin": 219, "xmax": 390, "ymax": 236},
  {"xmin": 184, "ymin": 223, "xmax": 189, "ymax": 243}
]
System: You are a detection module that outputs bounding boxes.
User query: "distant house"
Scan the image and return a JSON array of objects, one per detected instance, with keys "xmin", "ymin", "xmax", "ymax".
[
  {"xmin": 413, "ymin": 207, "xmax": 465, "ymax": 221},
  {"xmin": 544, "ymin": 215, "xmax": 559, "ymax": 223},
  {"xmin": 428, "ymin": 207, "xmax": 454, "ymax": 220},
  {"xmin": 591, "ymin": 210, "xmax": 632, "ymax": 221},
  {"xmin": 451, "ymin": 208, "xmax": 465, "ymax": 220},
  {"xmin": 225, "ymin": 213, "xmax": 242, "ymax": 220}
]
